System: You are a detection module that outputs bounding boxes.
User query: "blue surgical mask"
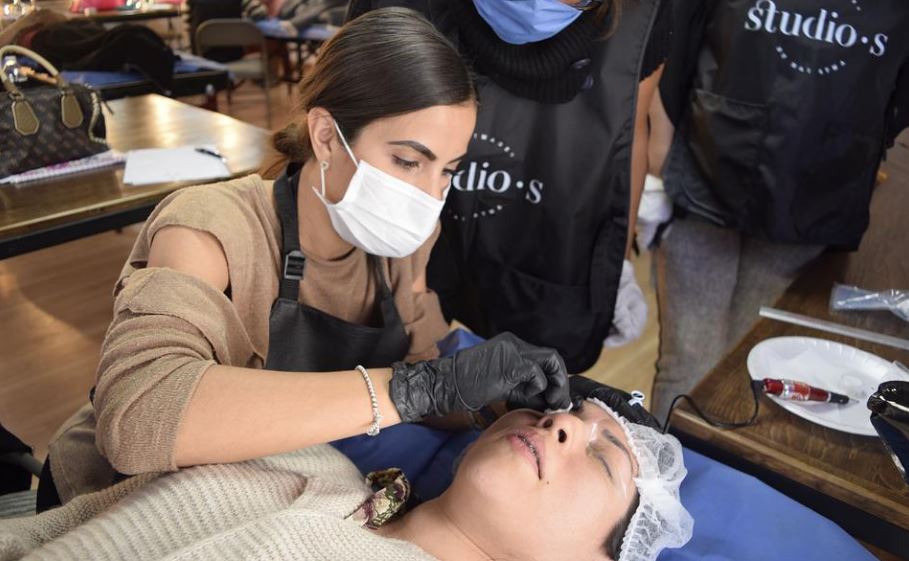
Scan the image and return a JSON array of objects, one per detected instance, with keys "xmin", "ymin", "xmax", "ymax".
[{"xmin": 473, "ymin": 0, "xmax": 582, "ymax": 45}]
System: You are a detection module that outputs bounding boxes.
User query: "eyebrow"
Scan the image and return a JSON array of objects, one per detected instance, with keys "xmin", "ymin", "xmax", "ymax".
[{"xmin": 388, "ymin": 140, "xmax": 467, "ymax": 164}]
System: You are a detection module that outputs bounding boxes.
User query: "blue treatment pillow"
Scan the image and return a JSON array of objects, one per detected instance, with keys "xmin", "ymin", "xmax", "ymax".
[{"xmin": 663, "ymin": 448, "xmax": 876, "ymax": 561}]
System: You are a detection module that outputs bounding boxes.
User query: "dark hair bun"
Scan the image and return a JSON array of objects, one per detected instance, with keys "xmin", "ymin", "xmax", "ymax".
[{"xmin": 273, "ymin": 123, "xmax": 308, "ymax": 163}]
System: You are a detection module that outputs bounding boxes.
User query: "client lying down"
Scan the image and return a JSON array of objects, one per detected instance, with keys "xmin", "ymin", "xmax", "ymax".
[{"xmin": 0, "ymin": 399, "xmax": 692, "ymax": 561}]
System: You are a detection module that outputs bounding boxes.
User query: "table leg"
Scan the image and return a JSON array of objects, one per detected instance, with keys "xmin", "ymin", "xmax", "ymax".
[{"xmin": 200, "ymin": 84, "xmax": 219, "ymax": 112}]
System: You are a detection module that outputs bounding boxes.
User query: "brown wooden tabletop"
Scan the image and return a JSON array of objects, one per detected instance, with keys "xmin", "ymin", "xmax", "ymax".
[
  {"xmin": 0, "ymin": 94, "xmax": 269, "ymax": 258},
  {"xmin": 669, "ymin": 135, "xmax": 909, "ymax": 557}
]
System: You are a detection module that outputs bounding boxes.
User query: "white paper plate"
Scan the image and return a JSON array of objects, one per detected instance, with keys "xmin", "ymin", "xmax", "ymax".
[{"xmin": 747, "ymin": 337, "xmax": 909, "ymax": 436}]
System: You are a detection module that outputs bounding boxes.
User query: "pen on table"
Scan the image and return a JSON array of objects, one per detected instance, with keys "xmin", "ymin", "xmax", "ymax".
[
  {"xmin": 194, "ymin": 147, "xmax": 227, "ymax": 164},
  {"xmin": 761, "ymin": 378, "xmax": 853, "ymax": 404}
]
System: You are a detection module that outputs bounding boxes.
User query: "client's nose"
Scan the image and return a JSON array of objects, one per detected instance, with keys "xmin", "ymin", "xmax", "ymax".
[{"xmin": 536, "ymin": 413, "xmax": 584, "ymax": 446}]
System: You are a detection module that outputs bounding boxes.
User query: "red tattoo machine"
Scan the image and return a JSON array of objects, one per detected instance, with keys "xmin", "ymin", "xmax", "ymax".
[{"xmin": 762, "ymin": 378, "xmax": 852, "ymax": 404}]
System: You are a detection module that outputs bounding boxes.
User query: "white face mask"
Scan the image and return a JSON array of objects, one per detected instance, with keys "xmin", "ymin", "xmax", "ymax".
[{"xmin": 312, "ymin": 121, "xmax": 447, "ymax": 258}]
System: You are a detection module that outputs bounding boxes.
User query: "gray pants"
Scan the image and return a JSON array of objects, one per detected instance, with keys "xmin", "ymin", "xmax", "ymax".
[{"xmin": 650, "ymin": 217, "xmax": 824, "ymax": 422}]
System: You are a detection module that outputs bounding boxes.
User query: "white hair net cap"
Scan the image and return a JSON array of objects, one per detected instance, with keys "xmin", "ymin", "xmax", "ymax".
[{"xmin": 587, "ymin": 398, "xmax": 694, "ymax": 561}]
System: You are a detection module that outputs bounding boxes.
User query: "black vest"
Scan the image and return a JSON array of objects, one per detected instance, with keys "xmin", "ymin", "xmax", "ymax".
[
  {"xmin": 353, "ymin": 0, "xmax": 660, "ymax": 372},
  {"xmin": 665, "ymin": 0, "xmax": 909, "ymax": 248}
]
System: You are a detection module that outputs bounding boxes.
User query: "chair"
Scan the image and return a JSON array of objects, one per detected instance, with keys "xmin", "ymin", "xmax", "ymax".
[
  {"xmin": 185, "ymin": 0, "xmax": 243, "ymax": 61},
  {"xmin": 0, "ymin": 423, "xmax": 41, "ymax": 518},
  {"xmin": 282, "ymin": 0, "xmax": 348, "ymax": 28},
  {"xmin": 194, "ymin": 18, "xmax": 272, "ymax": 126}
]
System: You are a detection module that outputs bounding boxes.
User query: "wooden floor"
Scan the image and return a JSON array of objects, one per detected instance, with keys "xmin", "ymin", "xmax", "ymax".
[{"xmin": 0, "ymin": 82, "xmax": 658, "ymax": 462}]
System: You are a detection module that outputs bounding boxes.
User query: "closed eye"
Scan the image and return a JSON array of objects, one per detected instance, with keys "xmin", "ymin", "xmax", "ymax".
[
  {"xmin": 393, "ymin": 155, "xmax": 420, "ymax": 170},
  {"xmin": 588, "ymin": 447, "xmax": 613, "ymax": 480}
]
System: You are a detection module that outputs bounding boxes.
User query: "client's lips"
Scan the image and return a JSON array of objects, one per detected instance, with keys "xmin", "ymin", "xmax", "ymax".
[{"xmin": 507, "ymin": 430, "xmax": 545, "ymax": 479}]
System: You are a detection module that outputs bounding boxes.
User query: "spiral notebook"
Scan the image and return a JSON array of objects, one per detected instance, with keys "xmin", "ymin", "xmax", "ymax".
[{"xmin": 0, "ymin": 151, "xmax": 126, "ymax": 186}]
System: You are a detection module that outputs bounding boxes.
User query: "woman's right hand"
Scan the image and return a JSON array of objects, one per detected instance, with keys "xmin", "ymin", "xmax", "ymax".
[{"xmin": 389, "ymin": 332, "xmax": 570, "ymax": 423}]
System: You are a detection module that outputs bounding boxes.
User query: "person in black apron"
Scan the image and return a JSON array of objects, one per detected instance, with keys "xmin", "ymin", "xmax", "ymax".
[
  {"xmin": 646, "ymin": 0, "xmax": 909, "ymax": 419},
  {"xmin": 347, "ymin": 0, "xmax": 670, "ymax": 374},
  {"xmin": 36, "ymin": 8, "xmax": 570, "ymax": 513}
]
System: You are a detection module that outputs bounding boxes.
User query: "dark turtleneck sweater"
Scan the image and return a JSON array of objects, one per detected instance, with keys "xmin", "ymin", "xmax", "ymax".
[
  {"xmin": 451, "ymin": 0, "xmax": 670, "ymax": 103},
  {"xmin": 347, "ymin": 0, "xmax": 671, "ymax": 104}
]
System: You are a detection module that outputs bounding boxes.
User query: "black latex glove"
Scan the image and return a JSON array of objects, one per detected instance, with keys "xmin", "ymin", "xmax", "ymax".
[
  {"xmin": 389, "ymin": 332, "xmax": 570, "ymax": 423},
  {"xmin": 568, "ymin": 375, "xmax": 661, "ymax": 430}
]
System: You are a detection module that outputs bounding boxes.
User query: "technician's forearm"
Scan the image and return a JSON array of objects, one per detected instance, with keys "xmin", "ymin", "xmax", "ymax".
[
  {"xmin": 648, "ymin": 90, "xmax": 675, "ymax": 177},
  {"xmin": 174, "ymin": 364, "xmax": 401, "ymax": 467},
  {"xmin": 628, "ymin": 120, "xmax": 649, "ymax": 258},
  {"xmin": 626, "ymin": 66, "xmax": 664, "ymax": 257}
]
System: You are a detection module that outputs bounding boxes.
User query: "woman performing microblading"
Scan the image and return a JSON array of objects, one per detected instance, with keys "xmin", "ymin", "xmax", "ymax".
[
  {"xmin": 0, "ymin": 387, "xmax": 692, "ymax": 561},
  {"xmin": 36, "ymin": 7, "xmax": 570, "ymax": 512}
]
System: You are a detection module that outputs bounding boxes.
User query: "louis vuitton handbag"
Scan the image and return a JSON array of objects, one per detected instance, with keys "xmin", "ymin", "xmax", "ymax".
[{"xmin": 0, "ymin": 45, "xmax": 108, "ymax": 179}]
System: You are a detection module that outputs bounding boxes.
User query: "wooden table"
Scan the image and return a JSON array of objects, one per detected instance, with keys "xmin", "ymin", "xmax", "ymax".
[
  {"xmin": 0, "ymin": 94, "xmax": 269, "ymax": 259},
  {"xmin": 669, "ymin": 135, "xmax": 909, "ymax": 558}
]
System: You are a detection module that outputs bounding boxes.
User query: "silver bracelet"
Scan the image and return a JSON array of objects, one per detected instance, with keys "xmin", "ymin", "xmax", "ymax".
[{"xmin": 355, "ymin": 365, "xmax": 383, "ymax": 437}]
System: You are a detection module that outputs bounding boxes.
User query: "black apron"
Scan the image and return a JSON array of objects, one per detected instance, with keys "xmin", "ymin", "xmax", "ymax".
[
  {"xmin": 413, "ymin": 0, "xmax": 661, "ymax": 373},
  {"xmin": 264, "ymin": 167, "xmax": 410, "ymax": 372},
  {"xmin": 664, "ymin": 0, "xmax": 909, "ymax": 248}
]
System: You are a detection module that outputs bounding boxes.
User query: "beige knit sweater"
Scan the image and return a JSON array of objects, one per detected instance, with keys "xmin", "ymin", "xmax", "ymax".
[
  {"xmin": 47, "ymin": 175, "xmax": 450, "ymax": 503},
  {"xmin": 0, "ymin": 445, "xmax": 438, "ymax": 561}
]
